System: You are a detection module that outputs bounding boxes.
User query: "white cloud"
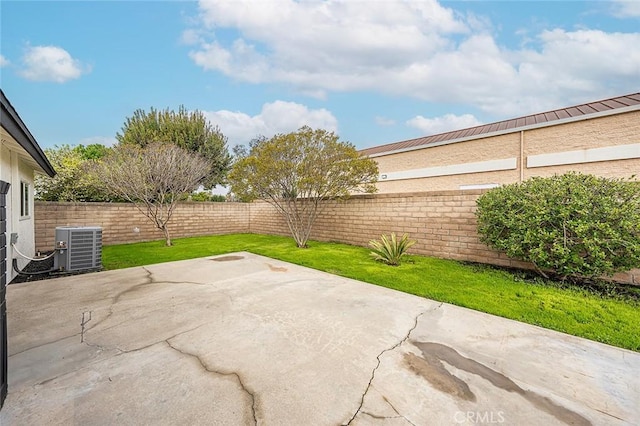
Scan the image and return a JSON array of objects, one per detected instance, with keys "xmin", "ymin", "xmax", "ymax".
[
  {"xmin": 190, "ymin": 39, "xmax": 268, "ymax": 83},
  {"xmin": 407, "ymin": 113, "xmax": 482, "ymax": 135},
  {"xmin": 0, "ymin": 55, "xmax": 9, "ymax": 67},
  {"xmin": 375, "ymin": 116, "xmax": 396, "ymax": 127},
  {"xmin": 504, "ymin": 30, "xmax": 640, "ymax": 112},
  {"xmin": 180, "ymin": 29, "xmax": 203, "ymax": 45},
  {"xmin": 203, "ymin": 100, "xmax": 338, "ymax": 146},
  {"xmin": 187, "ymin": 0, "xmax": 640, "ymax": 118},
  {"xmin": 189, "ymin": 0, "xmax": 467, "ymax": 97},
  {"xmin": 211, "ymin": 185, "xmax": 229, "ymax": 196},
  {"xmin": 611, "ymin": 0, "xmax": 640, "ymax": 18},
  {"xmin": 20, "ymin": 45, "xmax": 90, "ymax": 83}
]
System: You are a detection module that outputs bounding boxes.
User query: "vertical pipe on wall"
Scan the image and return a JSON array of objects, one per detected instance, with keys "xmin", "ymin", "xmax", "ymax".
[{"xmin": 519, "ymin": 130, "xmax": 525, "ymax": 182}]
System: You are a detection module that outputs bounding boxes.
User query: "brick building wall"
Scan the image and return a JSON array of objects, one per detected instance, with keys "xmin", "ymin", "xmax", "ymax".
[
  {"xmin": 522, "ymin": 111, "xmax": 640, "ymax": 180},
  {"xmin": 35, "ymin": 195, "xmax": 638, "ymax": 284},
  {"xmin": 373, "ymin": 110, "xmax": 640, "ymax": 193}
]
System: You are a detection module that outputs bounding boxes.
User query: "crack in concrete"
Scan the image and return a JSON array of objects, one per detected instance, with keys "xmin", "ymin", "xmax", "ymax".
[
  {"xmin": 592, "ymin": 407, "xmax": 626, "ymax": 422},
  {"xmin": 9, "ymin": 332, "xmax": 82, "ymax": 357},
  {"xmin": 82, "ymin": 340, "xmax": 115, "ymax": 352},
  {"xmin": 164, "ymin": 339, "xmax": 259, "ymax": 425},
  {"xmin": 80, "ymin": 311, "xmax": 92, "ymax": 343},
  {"xmin": 361, "ymin": 411, "xmax": 416, "ymax": 425},
  {"xmin": 35, "ymin": 341, "xmax": 159, "ymax": 387},
  {"xmin": 87, "ymin": 267, "xmax": 224, "ymax": 334},
  {"xmin": 342, "ymin": 303, "xmax": 441, "ymax": 425},
  {"xmin": 86, "ymin": 323, "xmax": 208, "ymax": 355},
  {"xmin": 383, "ymin": 395, "xmax": 417, "ymax": 426},
  {"xmin": 12, "ymin": 267, "xmax": 209, "ymax": 356},
  {"xmin": 142, "ymin": 266, "xmax": 216, "ymax": 287},
  {"xmin": 36, "ymin": 325, "xmax": 208, "ymax": 386},
  {"xmin": 84, "ymin": 271, "xmax": 153, "ymax": 332},
  {"xmin": 10, "ymin": 271, "xmax": 151, "ymax": 357},
  {"xmin": 383, "ymin": 395, "xmax": 401, "ymax": 416}
]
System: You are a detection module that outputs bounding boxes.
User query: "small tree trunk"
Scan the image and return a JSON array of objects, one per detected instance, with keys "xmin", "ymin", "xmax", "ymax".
[
  {"xmin": 162, "ymin": 225, "xmax": 172, "ymax": 247},
  {"xmin": 292, "ymin": 230, "xmax": 307, "ymax": 248},
  {"xmin": 284, "ymin": 213, "xmax": 308, "ymax": 248}
]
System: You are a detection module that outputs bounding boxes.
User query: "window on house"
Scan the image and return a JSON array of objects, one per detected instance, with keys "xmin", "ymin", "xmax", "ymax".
[{"xmin": 20, "ymin": 181, "xmax": 30, "ymax": 217}]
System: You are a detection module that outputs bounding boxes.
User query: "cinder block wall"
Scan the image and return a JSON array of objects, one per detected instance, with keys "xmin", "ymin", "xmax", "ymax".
[
  {"xmin": 35, "ymin": 202, "xmax": 250, "ymax": 250},
  {"xmin": 249, "ymin": 191, "xmax": 532, "ymax": 269},
  {"xmin": 248, "ymin": 192, "xmax": 638, "ymax": 284},
  {"xmin": 34, "ymin": 193, "xmax": 638, "ymax": 284}
]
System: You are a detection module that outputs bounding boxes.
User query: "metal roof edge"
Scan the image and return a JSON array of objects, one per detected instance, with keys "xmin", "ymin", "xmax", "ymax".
[
  {"xmin": 365, "ymin": 104, "xmax": 640, "ymax": 159},
  {"xmin": 0, "ymin": 89, "xmax": 56, "ymax": 177}
]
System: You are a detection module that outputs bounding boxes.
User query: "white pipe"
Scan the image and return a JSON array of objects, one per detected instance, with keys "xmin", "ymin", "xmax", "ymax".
[{"xmin": 11, "ymin": 243, "xmax": 56, "ymax": 261}]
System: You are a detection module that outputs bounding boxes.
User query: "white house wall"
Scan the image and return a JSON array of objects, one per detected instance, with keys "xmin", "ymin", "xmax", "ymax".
[
  {"xmin": 0, "ymin": 145, "xmax": 14, "ymax": 283},
  {"xmin": 15, "ymin": 156, "xmax": 36, "ymax": 276},
  {"xmin": 0, "ymin": 142, "xmax": 37, "ymax": 282}
]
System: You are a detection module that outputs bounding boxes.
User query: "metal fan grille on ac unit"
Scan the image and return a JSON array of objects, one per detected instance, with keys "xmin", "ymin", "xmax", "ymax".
[{"xmin": 54, "ymin": 227, "xmax": 102, "ymax": 272}]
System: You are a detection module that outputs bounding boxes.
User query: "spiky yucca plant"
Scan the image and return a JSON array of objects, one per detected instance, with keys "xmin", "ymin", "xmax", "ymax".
[{"xmin": 368, "ymin": 233, "xmax": 416, "ymax": 266}]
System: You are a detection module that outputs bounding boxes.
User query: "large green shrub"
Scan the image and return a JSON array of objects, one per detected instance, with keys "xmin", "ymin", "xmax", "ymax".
[{"xmin": 476, "ymin": 173, "xmax": 640, "ymax": 279}]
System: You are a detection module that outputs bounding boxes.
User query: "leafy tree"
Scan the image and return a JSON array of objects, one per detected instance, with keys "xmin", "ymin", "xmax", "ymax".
[
  {"xmin": 229, "ymin": 126, "xmax": 379, "ymax": 248},
  {"xmin": 116, "ymin": 106, "xmax": 231, "ymax": 189},
  {"xmin": 232, "ymin": 136, "xmax": 265, "ymax": 160},
  {"xmin": 231, "ymin": 144, "xmax": 248, "ymax": 160},
  {"xmin": 93, "ymin": 143, "xmax": 211, "ymax": 246},
  {"xmin": 188, "ymin": 192, "xmax": 226, "ymax": 202},
  {"xmin": 476, "ymin": 172, "xmax": 640, "ymax": 279},
  {"xmin": 75, "ymin": 143, "xmax": 110, "ymax": 160},
  {"xmin": 36, "ymin": 144, "xmax": 112, "ymax": 201}
]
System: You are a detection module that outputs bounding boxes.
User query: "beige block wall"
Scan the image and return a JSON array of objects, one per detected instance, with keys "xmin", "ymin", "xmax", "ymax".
[
  {"xmin": 318, "ymin": 192, "xmax": 532, "ymax": 268},
  {"xmin": 35, "ymin": 201, "xmax": 249, "ymax": 250},
  {"xmin": 248, "ymin": 202, "xmax": 290, "ymax": 237},
  {"xmin": 249, "ymin": 193, "xmax": 638, "ymax": 284},
  {"xmin": 374, "ymin": 110, "xmax": 640, "ymax": 193},
  {"xmin": 34, "ymin": 194, "xmax": 639, "ymax": 285},
  {"xmin": 249, "ymin": 192, "xmax": 540, "ymax": 270}
]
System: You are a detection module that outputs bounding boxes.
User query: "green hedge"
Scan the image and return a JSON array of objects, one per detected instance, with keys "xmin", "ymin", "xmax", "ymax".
[{"xmin": 476, "ymin": 172, "xmax": 640, "ymax": 279}]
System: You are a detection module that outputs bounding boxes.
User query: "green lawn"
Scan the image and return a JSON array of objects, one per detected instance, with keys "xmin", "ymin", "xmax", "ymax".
[{"xmin": 103, "ymin": 233, "xmax": 640, "ymax": 351}]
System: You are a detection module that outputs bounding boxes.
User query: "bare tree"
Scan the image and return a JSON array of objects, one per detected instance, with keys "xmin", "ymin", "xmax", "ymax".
[
  {"xmin": 229, "ymin": 126, "xmax": 378, "ymax": 248},
  {"xmin": 95, "ymin": 143, "xmax": 211, "ymax": 246}
]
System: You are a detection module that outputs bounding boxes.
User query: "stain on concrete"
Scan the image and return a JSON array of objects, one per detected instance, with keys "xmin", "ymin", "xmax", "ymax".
[
  {"xmin": 84, "ymin": 271, "xmax": 155, "ymax": 333},
  {"xmin": 404, "ymin": 352, "xmax": 476, "ymax": 401},
  {"xmin": 266, "ymin": 263, "xmax": 287, "ymax": 272},
  {"xmin": 343, "ymin": 308, "xmax": 436, "ymax": 425},
  {"xmin": 212, "ymin": 255, "xmax": 245, "ymax": 262},
  {"xmin": 410, "ymin": 342, "xmax": 592, "ymax": 426}
]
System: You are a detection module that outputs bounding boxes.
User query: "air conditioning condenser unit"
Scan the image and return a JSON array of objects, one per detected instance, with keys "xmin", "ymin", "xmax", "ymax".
[{"xmin": 53, "ymin": 226, "xmax": 102, "ymax": 272}]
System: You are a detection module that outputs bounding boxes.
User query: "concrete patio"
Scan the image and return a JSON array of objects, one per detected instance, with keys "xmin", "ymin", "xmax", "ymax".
[{"xmin": 2, "ymin": 252, "xmax": 638, "ymax": 425}]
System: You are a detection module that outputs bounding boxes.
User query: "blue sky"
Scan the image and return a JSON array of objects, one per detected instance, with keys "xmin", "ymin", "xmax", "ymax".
[{"xmin": 1, "ymin": 0, "xmax": 639, "ymax": 151}]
